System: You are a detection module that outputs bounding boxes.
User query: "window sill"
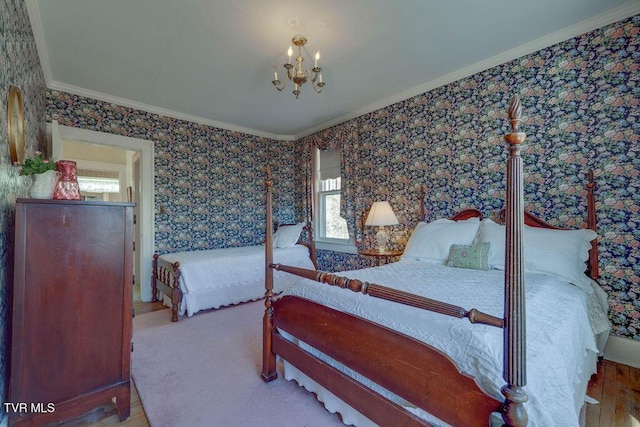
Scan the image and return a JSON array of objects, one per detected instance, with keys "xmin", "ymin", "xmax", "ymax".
[{"xmin": 315, "ymin": 241, "xmax": 357, "ymax": 254}]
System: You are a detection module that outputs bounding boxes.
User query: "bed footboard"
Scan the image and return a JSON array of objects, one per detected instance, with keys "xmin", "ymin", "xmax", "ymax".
[
  {"xmin": 152, "ymin": 254, "xmax": 183, "ymax": 322},
  {"xmin": 268, "ymin": 296, "xmax": 500, "ymax": 426}
]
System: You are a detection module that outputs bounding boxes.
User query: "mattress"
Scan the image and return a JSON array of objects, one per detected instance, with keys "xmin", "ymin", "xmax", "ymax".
[
  {"xmin": 160, "ymin": 244, "xmax": 315, "ymax": 316},
  {"xmin": 278, "ymin": 259, "xmax": 611, "ymax": 427}
]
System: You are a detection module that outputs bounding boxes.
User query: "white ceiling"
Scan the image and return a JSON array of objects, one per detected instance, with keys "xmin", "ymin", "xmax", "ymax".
[{"xmin": 28, "ymin": 0, "xmax": 640, "ymax": 140}]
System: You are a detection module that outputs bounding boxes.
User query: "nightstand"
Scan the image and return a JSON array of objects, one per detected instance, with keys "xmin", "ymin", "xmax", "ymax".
[{"xmin": 358, "ymin": 248, "xmax": 404, "ymax": 266}]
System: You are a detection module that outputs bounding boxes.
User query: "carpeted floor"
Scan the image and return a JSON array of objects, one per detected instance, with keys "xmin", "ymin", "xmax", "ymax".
[{"xmin": 132, "ymin": 300, "xmax": 347, "ymax": 427}]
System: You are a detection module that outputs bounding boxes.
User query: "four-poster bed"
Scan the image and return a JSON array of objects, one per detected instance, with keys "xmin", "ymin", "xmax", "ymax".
[{"xmin": 261, "ymin": 96, "xmax": 609, "ymax": 426}]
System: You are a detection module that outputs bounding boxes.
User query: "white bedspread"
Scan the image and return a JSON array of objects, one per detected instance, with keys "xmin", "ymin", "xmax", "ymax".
[
  {"xmin": 160, "ymin": 244, "xmax": 314, "ymax": 317},
  {"xmin": 280, "ymin": 259, "xmax": 610, "ymax": 427}
]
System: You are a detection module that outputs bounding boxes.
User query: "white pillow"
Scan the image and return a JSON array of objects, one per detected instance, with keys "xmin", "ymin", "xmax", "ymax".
[
  {"xmin": 273, "ymin": 222, "xmax": 305, "ymax": 248},
  {"xmin": 401, "ymin": 217, "xmax": 480, "ymax": 263},
  {"xmin": 475, "ymin": 219, "xmax": 507, "ymax": 269},
  {"xmin": 476, "ymin": 219, "xmax": 597, "ymax": 293}
]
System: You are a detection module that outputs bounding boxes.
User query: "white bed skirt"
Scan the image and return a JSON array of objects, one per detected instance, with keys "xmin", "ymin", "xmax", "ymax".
[{"xmin": 282, "ymin": 333, "xmax": 604, "ymax": 427}]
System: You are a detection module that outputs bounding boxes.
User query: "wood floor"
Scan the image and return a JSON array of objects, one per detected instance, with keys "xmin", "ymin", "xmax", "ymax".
[
  {"xmin": 586, "ymin": 358, "xmax": 640, "ymax": 427},
  {"xmin": 61, "ymin": 301, "xmax": 639, "ymax": 427}
]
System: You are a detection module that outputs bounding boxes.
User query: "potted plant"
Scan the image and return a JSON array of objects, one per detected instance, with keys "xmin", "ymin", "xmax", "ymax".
[{"xmin": 19, "ymin": 151, "xmax": 58, "ymax": 199}]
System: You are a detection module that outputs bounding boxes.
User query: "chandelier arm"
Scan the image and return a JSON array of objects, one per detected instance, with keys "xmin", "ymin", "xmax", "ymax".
[
  {"xmin": 272, "ymin": 73, "xmax": 287, "ymax": 92},
  {"xmin": 311, "ymin": 66, "xmax": 324, "ymax": 93},
  {"xmin": 312, "ymin": 80, "xmax": 324, "ymax": 94}
]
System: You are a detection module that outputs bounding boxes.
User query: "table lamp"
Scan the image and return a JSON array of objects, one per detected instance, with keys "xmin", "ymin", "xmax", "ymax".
[{"xmin": 365, "ymin": 201, "xmax": 399, "ymax": 252}]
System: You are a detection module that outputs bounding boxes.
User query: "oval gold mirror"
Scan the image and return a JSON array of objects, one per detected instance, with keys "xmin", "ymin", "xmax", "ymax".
[{"xmin": 7, "ymin": 85, "xmax": 25, "ymax": 165}]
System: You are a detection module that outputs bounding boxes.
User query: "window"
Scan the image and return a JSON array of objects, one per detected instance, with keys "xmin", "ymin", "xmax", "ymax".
[
  {"xmin": 316, "ymin": 148, "xmax": 351, "ymax": 246},
  {"xmin": 77, "ymin": 176, "xmax": 120, "ymax": 193}
]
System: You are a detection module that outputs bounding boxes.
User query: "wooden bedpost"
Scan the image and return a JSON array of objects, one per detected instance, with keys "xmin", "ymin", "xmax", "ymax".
[
  {"xmin": 587, "ymin": 169, "xmax": 599, "ymax": 280},
  {"xmin": 262, "ymin": 165, "xmax": 278, "ymax": 382},
  {"xmin": 169, "ymin": 264, "xmax": 181, "ymax": 322},
  {"xmin": 307, "ymin": 223, "xmax": 318, "ymax": 269},
  {"xmin": 152, "ymin": 254, "xmax": 159, "ymax": 302},
  {"xmin": 307, "ymin": 144, "xmax": 318, "ymax": 269},
  {"xmin": 501, "ymin": 95, "xmax": 529, "ymax": 427}
]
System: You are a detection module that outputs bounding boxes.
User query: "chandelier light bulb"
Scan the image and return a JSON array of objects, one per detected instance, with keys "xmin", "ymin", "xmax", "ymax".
[{"xmin": 315, "ymin": 51, "xmax": 319, "ymax": 68}]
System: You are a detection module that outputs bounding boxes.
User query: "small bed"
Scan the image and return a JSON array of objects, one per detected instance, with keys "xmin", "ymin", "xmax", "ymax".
[
  {"xmin": 261, "ymin": 96, "xmax": 610, "ymax": 427},
  {"xmin": 152, "ymin": 221, "xmax": 316, "ymax": 322}
]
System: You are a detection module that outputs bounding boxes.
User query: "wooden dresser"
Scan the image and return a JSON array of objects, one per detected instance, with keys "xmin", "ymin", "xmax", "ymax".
[{"xmin": 9, "ymin": 199, "xmax": 134, "ymax": 425}]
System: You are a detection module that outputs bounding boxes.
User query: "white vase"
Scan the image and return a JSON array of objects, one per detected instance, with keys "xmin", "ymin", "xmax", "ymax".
[{"xmin": 30, "ymin": 170, "xmax": 59, "ymax": 199}]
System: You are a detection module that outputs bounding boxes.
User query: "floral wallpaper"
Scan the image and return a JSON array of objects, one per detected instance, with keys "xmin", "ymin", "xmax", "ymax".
[
  {"xmin": 307, "ymin": 15, "xmax": 639, "ymax": 341},
  {"xmin": 47, "ymin": 93, "xmax": 300, "ymax": 254},
  {"xmin": 0, "ymin": 0, "xmax": 48, "ymax": 417}
]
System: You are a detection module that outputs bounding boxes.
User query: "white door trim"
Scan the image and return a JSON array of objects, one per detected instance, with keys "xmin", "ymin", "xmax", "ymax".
[{"xmin": 49, "ymin": 122, "xmax": 155, "ymax": 301}]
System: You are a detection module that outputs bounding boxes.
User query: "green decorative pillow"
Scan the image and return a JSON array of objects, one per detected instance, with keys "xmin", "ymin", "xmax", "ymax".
[{"xmin": 447, "ymin": 242, "xmax": 490, "ymax": 270}]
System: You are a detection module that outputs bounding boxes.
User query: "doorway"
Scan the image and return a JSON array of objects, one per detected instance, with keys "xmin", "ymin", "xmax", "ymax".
[{"xmin": 49, "ymin": 122, "xmax": 155, "ymax": 302}]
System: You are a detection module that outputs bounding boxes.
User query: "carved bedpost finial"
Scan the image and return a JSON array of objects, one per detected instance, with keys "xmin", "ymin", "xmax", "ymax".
[
  {"xmin": 505, "ymin": 95, "xmax": 526, "ymax": 147},
  {"xmin": 508, "ymin": 95, "xmax": 522, "ymax": 132}
]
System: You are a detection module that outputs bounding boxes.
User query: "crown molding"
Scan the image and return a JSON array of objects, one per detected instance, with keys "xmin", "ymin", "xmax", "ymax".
[
  {"xmin": 26, "ymin": 0, "xmax": 293, "ymax": 141},
  {"xmin": 48, "ymin": 82, "xmax": 295, "ymax": 140},
  {"xmin": 294, "ymin": 3, "xmax": 640, "ymax": 139}
]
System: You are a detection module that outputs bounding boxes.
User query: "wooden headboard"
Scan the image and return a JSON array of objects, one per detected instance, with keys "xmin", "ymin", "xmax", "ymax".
[
  {"xmin": 498, "ymin": 170, "xmax": 599, "ymax": 280},
  {"xmin": 420, "ymin": 171, "xmax": 599, "ymax": 280}
]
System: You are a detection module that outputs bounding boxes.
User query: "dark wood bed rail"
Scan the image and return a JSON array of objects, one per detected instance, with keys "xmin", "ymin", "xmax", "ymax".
[{"xmin": 271, "ymin": 263, "xmax": 503, "ymax": 328}]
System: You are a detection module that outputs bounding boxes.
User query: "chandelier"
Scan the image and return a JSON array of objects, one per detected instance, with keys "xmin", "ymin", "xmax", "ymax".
[{"xmin": 272, "ymin": 35, "xmax": 325, "ymax": 99}]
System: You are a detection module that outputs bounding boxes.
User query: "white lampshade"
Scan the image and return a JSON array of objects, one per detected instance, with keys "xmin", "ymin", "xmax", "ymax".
[
  {"xmin": 365, "ymin": 201, "xmax": 398, "ymax": 253},
  {"xmin": 365, "ymin": 201, "xmax": 399, "ymax": 226}
]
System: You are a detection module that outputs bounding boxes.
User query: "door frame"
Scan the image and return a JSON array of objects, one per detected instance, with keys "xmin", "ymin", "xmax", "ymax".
[{"xmin": 49, "ymin": 122, "xmax": 155, "ymax": 301}]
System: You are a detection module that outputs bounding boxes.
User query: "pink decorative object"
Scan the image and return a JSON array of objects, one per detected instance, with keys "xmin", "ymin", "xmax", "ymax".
[{"xmin": 53, "ymin": 160, "xmax": 81, "ymax": 200}]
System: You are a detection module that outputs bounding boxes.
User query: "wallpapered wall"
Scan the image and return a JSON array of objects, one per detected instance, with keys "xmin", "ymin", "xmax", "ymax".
[
  {"xmin": 47, "ymin": 93, "xmax": 300, "ymax": 254},
  {"xmin": 0, "ymin": 0, "xmax": 48, "ymax": 416},
  {"xmin": 306, "ymin": 15, "xmax": 639, "ymax": 341}
]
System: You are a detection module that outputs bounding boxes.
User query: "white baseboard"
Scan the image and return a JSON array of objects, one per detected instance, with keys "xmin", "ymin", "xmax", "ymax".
[{"xmin": 603, "ymin": 335, "xmax": 640, "ymax": 369}]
